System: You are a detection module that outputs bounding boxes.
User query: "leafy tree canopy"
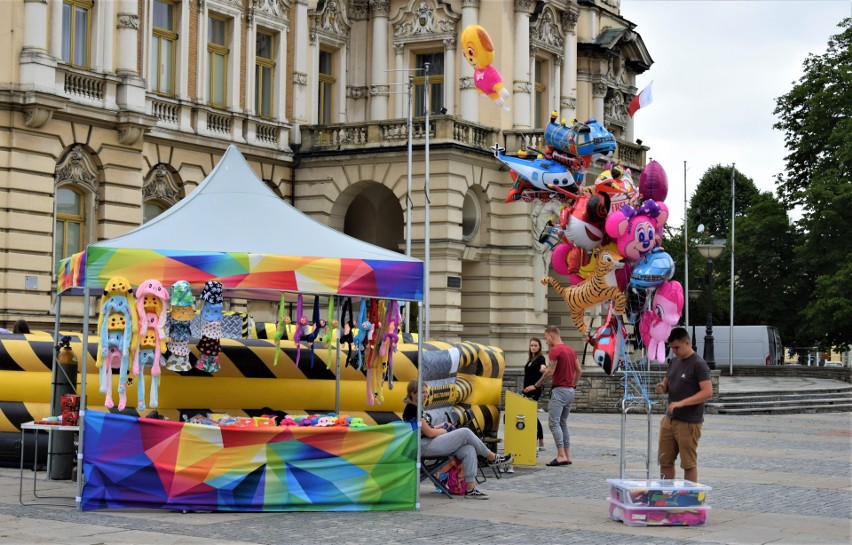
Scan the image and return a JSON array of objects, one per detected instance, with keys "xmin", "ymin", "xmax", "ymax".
[{"xmin": 687, "ymin": 165, "xmax": 759, "ymax": 240}]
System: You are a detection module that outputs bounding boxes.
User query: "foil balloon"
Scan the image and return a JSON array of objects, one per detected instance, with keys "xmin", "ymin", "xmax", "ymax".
[
  {"xmin": 639, "ymin": 159, "xmax": 668, "ymax": 202},
  {"xmin": 461, "ymin": 25, "xmax": 510, "ymax": 108},
  {"xmin": 639, "ymin": 280, "xmax": 684, "ymax": 363}
]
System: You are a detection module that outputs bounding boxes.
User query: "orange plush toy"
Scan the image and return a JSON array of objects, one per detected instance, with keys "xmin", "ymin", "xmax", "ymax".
[{"xmin": 461, "ymin": 24, "xmax": 510, "ymax": 109}]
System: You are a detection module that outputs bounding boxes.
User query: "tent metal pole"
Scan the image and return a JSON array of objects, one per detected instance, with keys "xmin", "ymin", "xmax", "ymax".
[
  {"xmin": 415, "ymin": 300, "xmax": 423, "ymax": 510},
  {"xmin": 75, "ymin": 285, "xmax": 91, "ymax": 511},
  {"xmin": 335, "ymin": 296, "xmax": 341, "ymax": 415},
  {"xmin": 404, "ymin": 76, "xmax": 413, "ymax": 334},
  {"xmin": 423, "ymin": 63, "xmax": 431, "ymax": 341}
]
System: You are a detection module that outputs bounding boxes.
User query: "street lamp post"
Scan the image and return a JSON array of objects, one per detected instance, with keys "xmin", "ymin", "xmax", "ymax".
[{"xmin": 697, "ymin": 242, "xmax": 724, "ymax": 370}]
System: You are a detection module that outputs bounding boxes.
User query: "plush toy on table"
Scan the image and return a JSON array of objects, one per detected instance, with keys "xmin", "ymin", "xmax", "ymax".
[
  {"xmin": 165, "ymin": 280, "xmax": 194, "ymax": 372},
  {"xmin": 639, "ymin": 280, "xmax": 684, "ymax": 363},
  {"xmin": 461, "ymin": 24, "xmax": 510, "ymax": 109},
  {"xmin": 196, "ymin": 280, "xmax": 223, "ymax": 373}
]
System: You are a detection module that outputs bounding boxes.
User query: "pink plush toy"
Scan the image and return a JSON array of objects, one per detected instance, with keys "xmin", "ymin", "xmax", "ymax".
[
  {"xmin": 604, "ymin": 199, "xmax": 669, "ymax": 263},
  {"xmin": 639, "ymin": 280, "xmax": 684, "ymax": 363}
]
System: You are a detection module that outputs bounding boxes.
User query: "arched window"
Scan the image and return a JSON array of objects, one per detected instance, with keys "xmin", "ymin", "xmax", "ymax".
[
  {"xmin": 54, "ymin": 187, "xmax": 85, "ymax": 261},
  {"xmin": 143, "ymin": 201, "xmax": 167, "ymax": 223}
]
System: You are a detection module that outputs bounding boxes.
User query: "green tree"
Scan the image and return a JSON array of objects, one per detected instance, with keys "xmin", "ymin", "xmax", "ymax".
[
  {"xmin": 774, "ymin": 18, "xmax": 852, "ymax": 350},
  {"xmin": 686, "ymin": 165, "xmax": 760, "ymax": 240}
]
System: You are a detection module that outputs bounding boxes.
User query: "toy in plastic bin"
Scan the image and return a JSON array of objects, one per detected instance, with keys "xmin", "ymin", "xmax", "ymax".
[{"xmin": 608, "ymin": 497, "xmax": 709, "ymax": 526}]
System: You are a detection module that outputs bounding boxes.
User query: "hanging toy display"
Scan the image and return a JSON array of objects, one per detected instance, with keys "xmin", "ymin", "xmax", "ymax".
[
  {"xmin": 95, "ymin": 276, "xmax": 138, "ymax": 411},
  {"xmin": 302, "ymin": 295, "xmax": 326, "ymax": 368},
  {"xmin": 272, "ymin": 293, "xmax": 290, "ymax": 366},
  {"xmin": 338, "ymin": 297, "xmax": 356, "ymax": 367},
  {"xmin": 132, "ymin": 279, "xmax": 170, "ymax": 411},
  {"xmin": 460, "ymin": 24, "xmax": 510, "ymax": 109},
  {"xmin": 379, "ymin": 300, "xmax": 401, "ymax": 391},
  {"xmin": 292, "ymin": 294, "xmax": 308, "ymax": 367},
  {"xmin": 365, "ymin": 299, "xmax": 382, "ymax": 406},
  {"xmin": 351, "ymin": 298, "xmax": 370, "ymax": 370},
  {"xmin": 165, "ymin": 280, "xmax": 194, "ymax": 372},
  {"xmin": 196, "ymin": 280, "xmax": 224, "ymax": 373},
  {"xmin": 320, "ymin": 296, "xmax": 338, "ymax": 369}
]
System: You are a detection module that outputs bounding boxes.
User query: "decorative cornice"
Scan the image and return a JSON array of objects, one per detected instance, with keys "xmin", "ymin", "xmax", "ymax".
[
  {"xmin": 459, "ymin": 76, "xmax": 475, "ymax": 90},
  {"xmin": 23, "ymin": 106, "xmax": 53, "ymax": 128},
  {"xmin": 252, "ymin": 0, "xmax": 286, "ymax": 19},
  {"xmin": 561, "ymin": 9, "xmax": 579, "ymax": 32},
  {"xmin": 370, "ymin": 0, "xmax": 390, "ymax": 17},
  {"xmin": 347, "ymin": 85, "xmax": 369, "ymax": 99},
  {"xmin": 461, "ymin": 0, "xmax": 480, "ymax": 8},
  {"xmin": 348, "ymin": 0, "xmax": 369, "ymax": 20},
  {"xmin": 117, "ymin": 13, "xmax": 139, "ymax": 30},
  {"xmin": 55, "ymin": 145, "xmax": 98, "ymax": 194},
  {"xmin": 393, "ymin": 42, "xmax": 405, "ymax": 54},
  {"xmin": 514, "ymin": 0, "xmax": 534, "ymax": 15},
  {"xmin": 143, "ymin": 164, "xmax": 181, "ymax": 204},
  {"xmin": 311, "ymin": 0, "xmax": 350, "ymax": 41},
  {"xmin": 513, "ymin": 80, "xmax": 532, "ymax": 93},
  {"xmin": 443, "ymin": 37, "xmax": 456, "ymax": 49},
  {"xmin": 530, "ymin": 8, "xmax": 564, "ymax": 52},
  {"xmin": 369, "ymin": 84, "xmax": 390, "ymax": 96},
  {"xmin": 592, "ymin": 82, "xmax": 608, "ymax": 98},
  {"xmin": 293, "ymin": 71, "xmax": 308, "ymax": 85}
]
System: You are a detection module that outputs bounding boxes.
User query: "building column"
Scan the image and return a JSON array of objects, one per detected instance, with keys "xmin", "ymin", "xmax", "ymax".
[
  {"xmin": 20, "ymin": 0, "xmax": 56, "ymax": 92},
  {"xmin": 553, "ymin": 54, "xmax": 561, "ymax": 120},
  {"xmin": 443, "ymin": 37, "xmax": 456, "ymax": 115},
  {"xmin": 458, "ymin": 0, "xmax": 479, "ymax": 122},
  {"xmin": 394, "ymin": 43, "xmax": 405, "ymax": 118},
  {"xmin": 560, "ymin": 8, "xmax": 578, "ymax": 121},
  {"xmin": 512, "ymin": 0, "xmax": 533, "ymax": 128},
  {"xmin": 592, "ymin": 81, "xmax": 607, "ymax": 122},
  {"xmin": 369, "ymin": 0, "xmax": 390, "ymax": 120},
  {"xmin": 291, "ymin": 0, "xmax": 310, "ymax": 129},
  {"xmin": 115, "ymin": 0, "xmax": 146, "ymax": 113}
]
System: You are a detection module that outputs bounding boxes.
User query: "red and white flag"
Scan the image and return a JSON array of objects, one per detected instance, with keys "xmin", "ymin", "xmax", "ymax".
[{"xmin": 628, "ymin": 81, "xmax": 653, "ymax": 117}]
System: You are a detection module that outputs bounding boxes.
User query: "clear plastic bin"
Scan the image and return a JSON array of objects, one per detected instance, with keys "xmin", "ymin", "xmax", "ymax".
[
  {"xmin": 607, "ymin": 497, "xmax": 710, "ymax": 526},
  {"xmin": 607, "ymin": 478, "xmax": 711, "ymax": 507}
]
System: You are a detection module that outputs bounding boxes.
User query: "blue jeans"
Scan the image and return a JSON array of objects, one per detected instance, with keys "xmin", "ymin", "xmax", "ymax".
[{"xmin": 548, "ymin": 387, "xmax": 575, "ymax": 450}]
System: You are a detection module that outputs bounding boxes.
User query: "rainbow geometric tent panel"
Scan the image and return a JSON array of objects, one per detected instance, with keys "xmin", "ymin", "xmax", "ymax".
[{"xmin": 81, "ymin": 412, "xmax": 418, "ymax": 511}]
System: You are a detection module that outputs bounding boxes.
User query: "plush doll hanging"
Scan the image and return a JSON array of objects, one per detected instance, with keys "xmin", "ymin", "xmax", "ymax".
[
  {"xmin": 293, "ymin": 294, "xmax": 307, "ymax": 367},
  {"xmin": 165, "ymin": 280, "xmax": 195, "ymax": 372},
  {"xmin": 272, "ymin": 293, "xmax": 290, "ymax": 366},
  {"xmin": 95, "ymin": 276, "xmax": 138, "ymax": 371},
  {"xmin": 132, "ymin": 279, "xmax": 169, "ymax": 411},
  {"xmin": 461, "ymin": 24, "xmax": 510, "ymax": 109},
  {"xmin": 97, "ymin": 298, "xmax": 135, "ymax": 410},
  {"xmin": 338, "ymin": 297, "xmax": 356, "ymax": 367},
  {"xmin": 379, "ymin": 300, "xmax": 401, "ymax": 390},
  {"xmin": 320, "ymin": 296, "xmax": 338, "ymax": 369},
  {"xmin": 303, "ymin": 295, "xmax": 326, "ymax": 368},
  {"xmin": 351, "ymin": 298, "xmax": 370, "ymax": 370},
  {"xmin": 365, "ymin": 299, "xmax": 383, "ymax": 406},
  {"xmin": 196, "ymin": 280, "xmax": 223, "ymax": 373}
]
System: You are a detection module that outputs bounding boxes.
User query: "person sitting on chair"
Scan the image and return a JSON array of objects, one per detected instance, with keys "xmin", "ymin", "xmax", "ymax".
[{"xmin": 402, "ymin": 379, "xmax": 512, "ymax": 500}]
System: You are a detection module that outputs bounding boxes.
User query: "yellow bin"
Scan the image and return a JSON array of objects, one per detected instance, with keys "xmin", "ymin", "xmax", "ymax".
[{"xmin": 503, "ymin": 391, "xmax": 539, "ymax": 466}]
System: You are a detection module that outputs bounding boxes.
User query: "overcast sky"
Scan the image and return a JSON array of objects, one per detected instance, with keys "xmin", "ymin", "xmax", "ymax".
[{"xmin": 619, "ymin": 0, "xmax": 851, "ymax": 229}]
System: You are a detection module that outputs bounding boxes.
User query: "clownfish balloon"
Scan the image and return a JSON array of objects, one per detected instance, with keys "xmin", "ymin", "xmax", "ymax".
[{"xmin": 461, "ymin": 24, "xmax": 510, "ymax": 109}]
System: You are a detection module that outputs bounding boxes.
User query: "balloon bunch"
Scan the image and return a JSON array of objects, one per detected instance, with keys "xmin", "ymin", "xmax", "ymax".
[{"xmin": 533, "ymin": 157, "xmax": 684, "ymax": 370}]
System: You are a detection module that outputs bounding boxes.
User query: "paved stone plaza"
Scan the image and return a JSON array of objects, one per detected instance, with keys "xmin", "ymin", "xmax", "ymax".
[{"xmin": 1, "ymin": 409, "xmax": 850, "ymax": 545}]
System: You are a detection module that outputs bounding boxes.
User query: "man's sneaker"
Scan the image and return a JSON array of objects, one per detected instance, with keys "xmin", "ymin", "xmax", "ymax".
[
  {"xmin": 464, "ymin": 487, "xmax": 489, "ymax": 499},
  {"xmin": 489, "ymin": 453, "xmax": 513, "ymax": 466}
]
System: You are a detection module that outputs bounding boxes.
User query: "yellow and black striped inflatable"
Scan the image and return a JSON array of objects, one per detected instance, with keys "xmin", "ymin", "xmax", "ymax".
[{"xmin": 0, "ymin": 332, "xmax": 503, "ymax": 436}]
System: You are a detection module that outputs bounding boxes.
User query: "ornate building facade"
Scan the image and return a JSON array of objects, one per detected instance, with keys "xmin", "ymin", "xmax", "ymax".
[{"xmin": 0, "ymin": 0, "xmax": 651, "ymax": 363}]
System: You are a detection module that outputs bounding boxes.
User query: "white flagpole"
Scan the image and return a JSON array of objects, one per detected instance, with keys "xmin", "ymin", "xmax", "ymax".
[{"xmin": 729, "ymin": 164, "xmax": 736, "ymax": 375}]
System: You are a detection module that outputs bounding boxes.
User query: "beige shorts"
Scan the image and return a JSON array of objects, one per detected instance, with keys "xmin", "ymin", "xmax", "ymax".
[{"xmin": 658, "ymin": 415, "xmax": 702, "ymax": 470}]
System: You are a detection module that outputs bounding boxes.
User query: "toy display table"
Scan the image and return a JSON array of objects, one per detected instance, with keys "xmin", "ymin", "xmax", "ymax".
[{"xmin": 19, "ymin": 421, "xmax": 79, "ymax": 507}]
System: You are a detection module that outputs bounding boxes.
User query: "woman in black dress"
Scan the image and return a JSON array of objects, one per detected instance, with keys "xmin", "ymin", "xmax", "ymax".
[{"xmin": 523, "ymin": 337, "xmax": 547, "ymax": 451}]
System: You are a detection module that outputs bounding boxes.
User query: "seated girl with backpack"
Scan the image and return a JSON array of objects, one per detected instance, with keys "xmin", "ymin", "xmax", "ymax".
[{"xmin": 402, "ymin": 379, "xmax": 512, "ymax": 499}]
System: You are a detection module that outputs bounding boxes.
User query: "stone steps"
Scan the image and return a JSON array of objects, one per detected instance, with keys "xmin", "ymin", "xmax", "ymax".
[{"xmin": 708, "ymin": 387, "xmax": 852, "ymax": 415}]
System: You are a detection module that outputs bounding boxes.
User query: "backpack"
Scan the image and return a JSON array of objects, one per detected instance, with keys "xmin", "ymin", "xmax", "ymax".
[{"xmin": 439, "ymin": 458, "xmax": 466, "ymax": 495}]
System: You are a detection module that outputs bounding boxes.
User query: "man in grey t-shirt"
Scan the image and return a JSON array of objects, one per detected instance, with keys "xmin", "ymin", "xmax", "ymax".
[{"xmin": 655, "ymin": 327, "xmax": 712, "ymax": 482}]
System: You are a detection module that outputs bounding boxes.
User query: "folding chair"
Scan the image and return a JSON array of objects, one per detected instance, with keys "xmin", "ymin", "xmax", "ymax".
[
  {"xmin": 463, "ymin": 408, "xmax": 503, "ymax": 481},
  {"xmin": 420, "ymin": 456, "xmax": 454, "ymax": 499}
]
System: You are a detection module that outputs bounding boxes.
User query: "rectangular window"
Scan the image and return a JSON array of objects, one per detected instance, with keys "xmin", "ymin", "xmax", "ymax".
[
  {"xmin": 413, "ymin": 51, "xmax": 444, "ymax": 116},
  {"xmin": 255, "ymin": 30, "xmax": 275, "ymax": 119},
  {"xmin": 55, "ymin": 187, "xmax": 85, "ymax": 264},
  {"xmin": 534, "ymin": 58, "xmax": 547, "ymax": 128},
  {"xmin": 318, "ymin": 48, "xmax": 335, "ymax": 124},
  {"xmin": 61, "ymin": 0, "xmax": 92, "ymax": 68},
  {"xmin": 150, "ymin": 0, "xmax": 177, "ymax": 96},
  {"xmin": 207, "ymin": 15, "xmax": 229, "ymax": 108}
]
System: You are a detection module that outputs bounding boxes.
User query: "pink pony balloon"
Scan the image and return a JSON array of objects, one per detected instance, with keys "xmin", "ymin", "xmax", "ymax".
[{"xmin": 639, "ymin": 280, "xmax": 684, "ymax": 363}]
